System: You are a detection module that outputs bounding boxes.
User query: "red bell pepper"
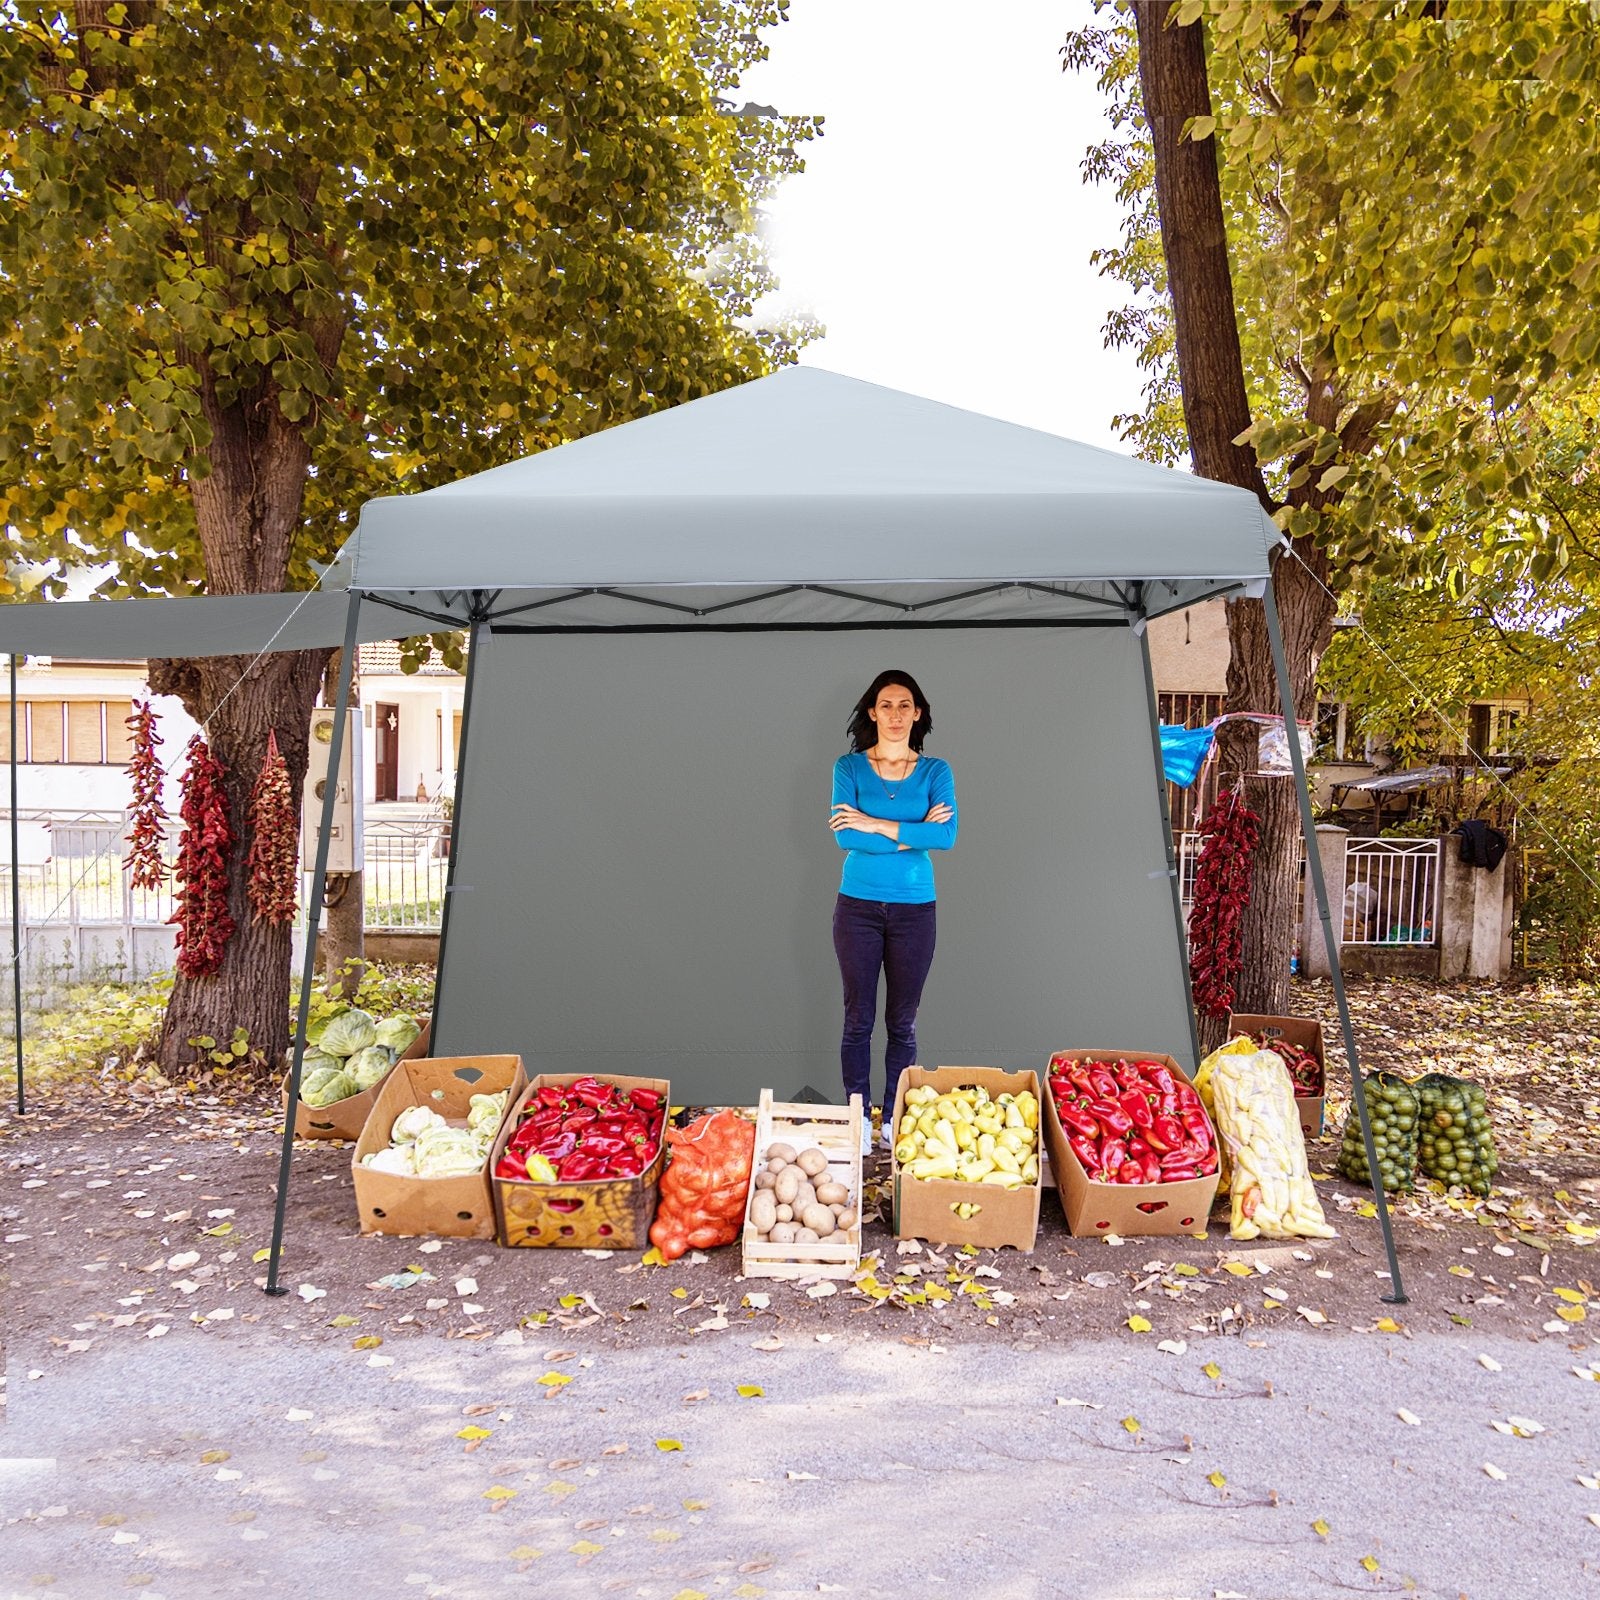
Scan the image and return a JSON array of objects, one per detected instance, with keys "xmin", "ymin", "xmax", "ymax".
[
  {"xmin": 1088, "ymin": 1099, "xmax": 1133, "ymax": 1139},
  {"xmin": 1117, "ymin": 1089, "xmax": 1154, "ymax": 1131},
  {"xmin": 496, "ymin": 1148, "xmax": 528, "ymax": 1180},
  {"xmin": 1057, "ymin": 1103, "xmax": 1100, "ymax": 1139},
  {"xmin": 1102, "ymin": 1142, "xmax": 1127, "ymax": 1179},
  {"xmin": 1068, "ymin": 1133, "xmax": 1101, "ymax": 1174},
  {"xmin": 631, "ymin": 1086, "xmax": 663, "ymax": 1112}
]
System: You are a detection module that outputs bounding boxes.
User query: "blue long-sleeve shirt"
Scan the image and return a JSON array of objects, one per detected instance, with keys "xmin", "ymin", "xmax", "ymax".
[{"xmin": 831, "ymin": 752, "xmax": 958, "ymax": 904}]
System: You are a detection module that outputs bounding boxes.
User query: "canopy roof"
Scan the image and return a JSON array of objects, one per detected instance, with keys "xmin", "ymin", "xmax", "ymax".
[
  {"xmin": 0, "ymin": 591, "xmax": 421, "ymax": 662},
  {"xmin": 349, "ymin": 368, "xmax": 1280, "ymax": 629}
]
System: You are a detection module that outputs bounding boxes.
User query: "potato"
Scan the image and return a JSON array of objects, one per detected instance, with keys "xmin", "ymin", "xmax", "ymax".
[
  {"xmin": 797, "ymin": 1147, "xmax": 829, "ymax": 1178},
  {"xmin": 795, "ymin": 1182, "xmax": 816, "ymax": 1213},
  {"xmin": 769, "ymin": 1222, "xmax": 798, "ymax": 1244},
  {"xmin": 750, "ymin": 1192, "xmax": 777, "ymax": 1233},
  {"xmin": 754, "ymin": 1170, "xmax": 776, "ymax": 1190},
  {"xmin": 835, "ymin": 1208, "xmax": 858, "ymax": 1231},
  {"xmin": 800, "ymin": 1203, "xmax": 835, "ymax": 1237},
  {"xmin": 775, "ymin": 1203, "xmax": 793, "ymax": 1223},
  {"xmin": 793, "ymin": 1227, "xmax": 819, "ymax": 1243},
  {"xmin": 766, "ymin": 1142, "xmax": 797, "ymax": 1165},
  {"xmin": 828, "ymin": 1202, "xmax": 844, "ymax": 1215},
  {"xmin": 766, "ymin": 1157, "xmax": 788, "ymax": 1176},
  {"xmin": 814, "ymin": 1181, "xmax": 849, "ymax": 1206},
  {"xmin": 774, "ymin": 1167, "xmax": 801, "ymax": 1205}
]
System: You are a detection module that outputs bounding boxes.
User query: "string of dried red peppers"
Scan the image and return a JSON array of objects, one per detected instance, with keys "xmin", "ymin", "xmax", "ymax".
[
  {"xmin": 245, "ymin": 729, "xmax": 298, "ymax": 925},
  {"xmin": 1187, "ymin": 787, "xmax": 1261, "ymax": 1019},
  {"xmin": 122, "ymin": 700, "xmax": 169, "ymax": 891},
  {"xmin": 170, "ymin": 734, "xmax": 236, "ymax": 977}
]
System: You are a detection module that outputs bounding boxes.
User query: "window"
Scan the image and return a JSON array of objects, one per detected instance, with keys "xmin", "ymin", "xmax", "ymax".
[
  {"xmin": 1, "ymin": 700, "xmax": 135, "ymax": 764},
  {"xmin": 435, "ymin": 708, "xmax": 463, "ymax": 770},
  {"xmin": 1467, "ymin": 702, "xmax": 1524, "ymax": 761}
]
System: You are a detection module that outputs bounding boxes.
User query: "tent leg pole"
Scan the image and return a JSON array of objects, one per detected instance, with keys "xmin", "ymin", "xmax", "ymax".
[
  {"xmin": 429, "ymin": 610, "xmax": 486, "ymax": 1058},
  {"xmin": 10, "ymin": 654, "xmax": 22, "ymax": 1116},
  {"xmin": 1136, "ymin": 616, "xmax": 1202, "ymax": 1070},
  {"xmin": 264, "ymin": 595, "xmax": 362, "ymax": 1297},
  {"xmin": 1263, "ymin": 578, "xmax": 1407, "ymax": 1304}
]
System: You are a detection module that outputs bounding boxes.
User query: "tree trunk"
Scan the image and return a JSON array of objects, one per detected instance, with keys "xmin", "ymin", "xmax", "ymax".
[
  {"xmin": 1132, "ymin": 1, "xmax": 1338, "ymax": 1051},
  {"xmin": 147, "ymin": 351, "xmax": 339, "ymax": 1078},
  {"xmin": 150, "ymin": 647, "xmax": 326, "ymax": 1075}
]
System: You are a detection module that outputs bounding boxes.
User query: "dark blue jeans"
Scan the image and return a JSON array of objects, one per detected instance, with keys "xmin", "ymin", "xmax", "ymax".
[{"xmin": 832, "ymin": 893, "xmax": 937, "ymax": 1117}]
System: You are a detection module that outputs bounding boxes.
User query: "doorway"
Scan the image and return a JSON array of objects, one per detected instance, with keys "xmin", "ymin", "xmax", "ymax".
[{"xmin": 374, "ymin": 702, "xmax": 400, "ymax": 802}]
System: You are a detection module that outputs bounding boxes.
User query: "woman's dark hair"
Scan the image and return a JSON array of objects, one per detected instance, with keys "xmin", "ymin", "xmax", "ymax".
[{"xmin": 847, "ymin": 670, "xmax": 932, "ymax": 752}]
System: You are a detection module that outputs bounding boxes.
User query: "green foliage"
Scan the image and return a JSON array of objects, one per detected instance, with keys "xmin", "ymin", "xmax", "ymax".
[
  {"xmin": 0, "ymin": 0, "xmax": 817, "ymax": 598},
  {"xmin": 19, "ymin": 960, "xmax": 439, "ymax": 1086},
  {"xmin": 1067, "ymin": 2, "xmax": 1600, "ymax": 581}
]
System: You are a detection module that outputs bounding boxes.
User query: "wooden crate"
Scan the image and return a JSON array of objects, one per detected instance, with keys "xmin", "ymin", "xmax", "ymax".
[{"xmin": 741, "ymin": 1091, "xmax": 864, "ymax": 1280}]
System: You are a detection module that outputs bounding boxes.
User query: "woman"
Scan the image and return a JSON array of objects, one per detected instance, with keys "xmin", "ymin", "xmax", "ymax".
[{"xmin": 828, "ymin": 670, "xmax": 958, "ymax": 1149}]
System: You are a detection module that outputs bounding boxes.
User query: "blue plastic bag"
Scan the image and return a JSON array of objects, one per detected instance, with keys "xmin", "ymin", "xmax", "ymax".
[{"xmin": 1159, "ymin": 723, "xmax": 1216, "ymax": 788}]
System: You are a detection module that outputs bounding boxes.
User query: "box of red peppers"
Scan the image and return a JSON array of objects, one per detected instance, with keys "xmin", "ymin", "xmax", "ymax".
[
  {"xmin": 489, "ymin": 1073, "xmax": 670, "ymax": 1249},
  {"xmin": 1043, "ymin": 1049, "xmax": 1221, "ymax": 1237},
  {"xmin": 1225, "ymin": 1013, "xmax": 1326, "ymax": 1138}
]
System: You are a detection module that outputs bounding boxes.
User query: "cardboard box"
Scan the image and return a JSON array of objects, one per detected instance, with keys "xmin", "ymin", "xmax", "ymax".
[
  {"xmin": 351, "ymin": 1054, "xmax": 525, "ymax": 1238},
  {"xmin": 286, "ymin": 1017, "xmax": 432, "ymax": 1143},
  {"xmin": 889, "ymin": 1066, "xmax": 1042, "ymax": 1253},
  {"xmin": 490, "ymin": 1073, "xmax": 669, "ymax": 1249},
  {"xmin": 1043, "ymin": 1049, "xmax": 1220, "ymax": 1237},
  {"xmin": 742, "ymin": 1091, "xmax": 864, "ymax": 1280},
  {"xmin": 1226, "ymin": 1013, "xmax": 1326, "ymax": 1138}
]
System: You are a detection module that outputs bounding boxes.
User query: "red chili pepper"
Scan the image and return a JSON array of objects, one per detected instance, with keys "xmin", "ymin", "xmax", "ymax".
[
  {"xmin": 1057, "ymin": 1103, "xmax": 1099, "ymax": 1139},
  {"xmin": 1117, "ymin": 1090, "xmax": 1153, "ymax": 1131},
  {"xmin": 1160, "ymin": 1164, "xmax": 1200, "ymax": 1182},
  {"xmin": 581, "ymin": 1134, "xmax": 628, "ymax": 1160},
  {"xmin": 1102, "ymin": 1142, "xmax": 1127, "ymax": 1178},
  {"xmin": 613, "ymin": 1149, "xmax": 646, "ymax": 1178},
  {"xmin": 563, "ymin": 1107, "xmax": 598, "ymax": 1130},
  {"xmin": 536, "ymin": 1085, "xmax": 566, "ymax": 1109},
  {"xmin": 1068, "ymin": 1133, "xmax": 1101, "ymax": 1172},
  {"xmin": 558, "ymin": 1152, "xmax": 601, "ymax": 1181},
  {"xmin": 539, "ymin": 1130, "xmax": 578, "ymax": 1162},
  {"xmin": 630, "ymin": 1087, "xmax": 663, "ymax": 1112},
  {"xmin": 1088, "ymin": 1099, "xmax": 1133, "ymax": 1139},
  {"xmin": 1144, "ymin": 1063, "xmax": 1177, "ymax": 1096},
  {"xmin": 1088, "ymin": 1068, "xmax": 1118, "ymax": 1099},
  {"xmin": 1147, "ymin": 1114, "xmax": 1184, "ymax": 1153},
  {"xmin": 496, "ymin": 1148, "xmax": 529, "ymax": 1180}
]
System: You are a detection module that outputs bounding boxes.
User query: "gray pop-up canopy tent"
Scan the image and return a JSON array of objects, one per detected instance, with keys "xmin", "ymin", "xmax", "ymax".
[{"xmin": 1, "ymin": 368, "xmax": 1405, "ymax": 1301}]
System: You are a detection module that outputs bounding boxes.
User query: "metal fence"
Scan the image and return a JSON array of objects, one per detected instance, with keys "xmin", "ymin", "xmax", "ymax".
[
  {"xmin": 1341, "ymin": 837, "xmax": 1440, "ymax": 945},
  {"xmin": 1, "ymin": 809, "xmax": 451, "ymax": 937}
]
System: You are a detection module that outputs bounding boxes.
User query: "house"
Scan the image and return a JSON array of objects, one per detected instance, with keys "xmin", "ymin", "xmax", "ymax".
[{"xmin": 0, "ymin": 646, "xmax": 466, "ymax": 815}]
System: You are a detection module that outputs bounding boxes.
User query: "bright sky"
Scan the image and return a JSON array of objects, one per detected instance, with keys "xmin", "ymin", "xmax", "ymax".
[{"xmin": 741, "ymin": 0, "xmax": 1147, "ymax": 453}]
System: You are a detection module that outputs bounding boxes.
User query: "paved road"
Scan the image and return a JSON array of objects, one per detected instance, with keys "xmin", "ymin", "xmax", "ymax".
[{"xmin": 4, "ymin": 1324, "xmax": 1597, "ymax": 1600}]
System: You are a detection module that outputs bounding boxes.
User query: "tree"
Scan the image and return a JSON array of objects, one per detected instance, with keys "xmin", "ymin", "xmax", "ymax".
[
  {"xmin": 0, "ymin": 0, "xmax": 816, "ymax": 1074},
  {"xmin": 1068, "ymin": 1, "xmax": 1600, "ymax": 1035}
]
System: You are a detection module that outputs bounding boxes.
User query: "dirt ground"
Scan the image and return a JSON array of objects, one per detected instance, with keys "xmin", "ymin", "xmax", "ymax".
[{"xmin": 2, "ymin": 977, "xmax": 1597, "ymax": 1374}]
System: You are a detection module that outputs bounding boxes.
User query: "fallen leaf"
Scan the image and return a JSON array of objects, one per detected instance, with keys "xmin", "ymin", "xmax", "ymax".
[
  {"xmin": 284, "ymin": 1408, "xmax": 313, "ymax": 1422},
  {"xmin": 1157, "ymin": 1339, "xmax": 1188, "ymax": 1356},
  {"xmin": 785, "ymin": 1470, "xmax": 819, "ymax": 1481},
  {"xmin": 569, "ymin": 1539, "xmax": 603, "ymax": 1556},
  {"xmin": 1359, "ymin": 1554, "xmax": 1380, "ymax": 1574},
  {"xmin": 806, "ymin": 1282, "xmax": 837, "ymax": 1299},
  {"xmin": 482, "ymin": 1486, "xmax": 517, "ymax": 1501},
  {"xmin": 1126, "ymin": 1314, "xmax": 1152, "ymax": 1334},
  {"xmin": 1207, "ymin": 1470, "xmax": 1226, "ymax": 1489},
  {"xmin": 1297, "ymin": 1307, "xmax": 1328, "ymax": 1326},
  {"xmin": 1121, "ymin": 1415, "xmax": 1141, "ymax": 1434},
  {"xmin": 297, "ymin": 1284, "xmax": 325, "ymax": 1303},
  {"xmin": 1397, "ymin": 1408, "xmax": 1421, "ymax": 1426},
  {"xmin": 1374, "ymin": 1317, "xmax": 1402, "ymax": 1334},
  {"xmin": 352, "ymin": 1335, "xmax": 383, "ymax": 1351},
  {"xmin": 1055, "ymin": 1397, "xmax": 1102, "ymax": 1408},
  {"xmin": 1311, "ymin": 1518, "xmax": 1331, "ymax": 1538},
  {"xmin": 538, "ymin": 1372, "xmax": 574, "ymax": 1389},
  {"xmin": 752, "ymin": 1336, "xmax": 783, "ymax": 1352},
  {"xmin": 1222, "ymin": 1262, "xmax": 1253, "ymax": 1277},
  {"xmin": 1484, "ymin": 1462, "xmax": 1508, "ymax": 1481},
  {"xmin": 655, "ymin": 1438, "xmax": 683, "ymax": 1452},
  {"xmin": 199, "ymin": 1450, "xmax": 230, "ymax": 1464},
  {"xmin": 508, "ymin": 1544, "xmax": 542, "ymax": 1560},
  {"xmin": 1202, "ymin": 1362, "xmax": 1222, "ymax": 1381},
  {"xmin": 736, "ymin": 1384, "xmax": 764, "ymax": 1398},
  {"xmin": 1478, "ymin": 1353, "xmax": 1503, "ymax": 1372},
  {"xmin": 457, "ymin": 1426, "xmax": 492, "ymax": 1442}
]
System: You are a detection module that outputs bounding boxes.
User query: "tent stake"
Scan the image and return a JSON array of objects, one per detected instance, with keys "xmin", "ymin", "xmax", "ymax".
[
  {"xmin": 264, "ymin": 595, "xmax": 363, "ymax": 1296},
  {"xmin": 1262, "ymin": 579, "xmax": 1407, "ymax": 1304},
  {"xmin": 428, "ymin": 607, "xmax": 487, "ymax": 1057},
  {"xmin": 1134, "ymin": 598, "xmax": 1202, "ymax": 1070},
  {"xmin": 9, "ymin": 654, "xmax": 22, "ymax": 1116}
]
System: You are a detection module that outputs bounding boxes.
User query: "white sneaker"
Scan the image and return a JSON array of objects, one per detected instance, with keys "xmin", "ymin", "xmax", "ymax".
[
  {"xmin": 880, "ymin": 1122, "xmax": 896, "ymax": 1153},
  {"xmin": 862, "ymin": 1114, "xmax": 873, "ymax": 1152}
]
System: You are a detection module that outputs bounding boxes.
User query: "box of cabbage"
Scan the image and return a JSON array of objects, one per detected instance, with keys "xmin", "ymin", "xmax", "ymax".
[
  {"xmin": 287, "ymin": 1010, "xmax": 432, "ymax": 1143},
  {"xmin": 351, "ymin": 1054, "xmax": 526, "ymax": 1238}
]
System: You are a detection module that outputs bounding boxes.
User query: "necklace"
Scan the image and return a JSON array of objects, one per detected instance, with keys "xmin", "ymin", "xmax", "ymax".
[{"xmin": 867, "ymin": 750, "xmax": 917, "ymax": 799}]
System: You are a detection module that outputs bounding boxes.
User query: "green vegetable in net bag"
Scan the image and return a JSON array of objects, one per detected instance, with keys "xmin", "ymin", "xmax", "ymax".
[
  {"xmin": 1336, "ymin": 1071, "xmax": 1419, "ymax": 1194},
  {"xmin": 1415, "ymin": 1073, "xmax": 1497, "ymax": 1197}
]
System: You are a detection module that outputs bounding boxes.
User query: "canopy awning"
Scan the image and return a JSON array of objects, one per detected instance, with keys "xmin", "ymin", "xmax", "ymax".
[{"xmin": 346, "ymin": 368, "xmax": 1280, "ymax": 628}]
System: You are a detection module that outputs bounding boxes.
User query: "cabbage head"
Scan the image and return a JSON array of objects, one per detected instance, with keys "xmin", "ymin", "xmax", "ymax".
[
  {"xmin": 346, "ymin": 1046, "xmax": 396, "ymax": 1091},
  {"xmin": 375, "ymin": 1015, "xmax": 422, "ymax": 1054},
  {"xmin": 466, "ymin": 1091, "xmax": 508, "ymax": 1138},
  {"xmin": 318, "ymin": 1008, "xmax": 377, "ymax": 1058},
  {"xmin": 391, "ymin": 1105, "xmax": 446, "ymax": 1145},
  {"xmin": 413, "ymin": 1125, "xmax": 485, "ymax": 1177},
  {"xmin": 361, "ymin": 1146, "xmax": 415, "ymax": 1177},
  {"xmin": 302, "ymin": 1069, "xmax": 357, "ymax": 1107}
]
